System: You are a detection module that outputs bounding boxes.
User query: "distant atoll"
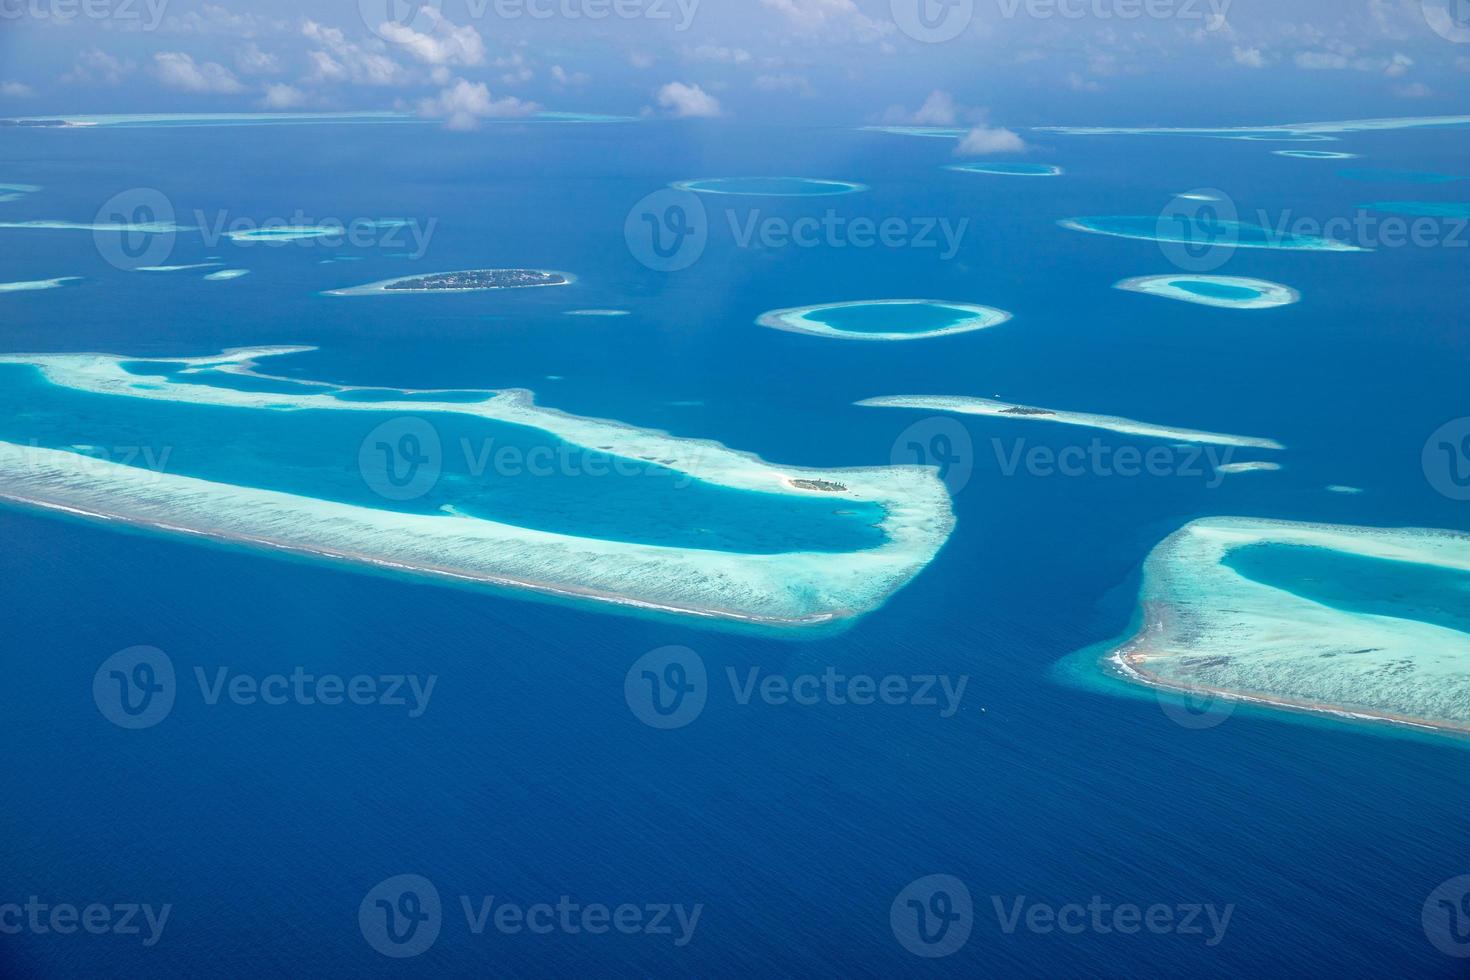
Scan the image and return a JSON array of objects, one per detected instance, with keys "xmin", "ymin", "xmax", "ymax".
[
  {"xmin": 324, "ymin": 269, "xmax": 574, "ymax": 297},
  {"xmin": 1272, "ymin": 150, "xmax": 1359, "ymax": 160},
  {"xmin": 672, "ymin": 177, "xmax": 867, "ymax": 197},
  {"xmin": 1060, "ymin": 215, "xmax": 1367, "ymax": 252},
  {"xmin": 0, "ymin": 346, "xmax": 955, "ymax": 631},
  {"xmin": 946, "ymin": 162, "xmax": 1062, "ymax": 177},
  {"xmin": 757, "ymin": 300, "xmax": 1012, "ymax": 342},
  {"xmin": 0, "ymin": 276, "xmax": 81, "ymax": 293},
  {"xmin": 1101, "ymin": 518, "xmax": 1470, "ymax": 734},
  {"xmin": 857, "ymin": 395, "xmax": 1284, "ymax": 449},
  {"xmin": 1114, "ymin": 275, "xmax": 1300, "ymax": 310}
]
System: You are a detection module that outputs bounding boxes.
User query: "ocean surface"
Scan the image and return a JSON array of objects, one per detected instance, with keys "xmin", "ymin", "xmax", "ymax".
[{"xmin": 2, "ymin": 119, "xmax": 1469, "ymax": 977}]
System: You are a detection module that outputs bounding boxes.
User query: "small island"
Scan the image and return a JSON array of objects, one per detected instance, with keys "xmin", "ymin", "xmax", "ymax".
[
  {"xmin": 1114, "ymin": 275, "xmax": 1301, "ymax": 310},
  {"xmin": 790, "ymin": 479, "xmax": 849, "ymax": 493},
  {"xmin": 757, "ymin": 300, "xmax": 1011, "ymax": 342},
  {"xmin": 323, "ymin": 269, "xmax": 574, "ymax": 297}
]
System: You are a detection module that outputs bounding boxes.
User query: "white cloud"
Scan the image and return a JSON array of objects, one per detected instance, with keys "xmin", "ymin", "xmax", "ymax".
[
  {"xmin": 755, "ymin": 73, "xmax": 815, "ymax": 97},
  {"xmin": 630, "ymin": 53, "xmax": 655, "ymax": 70},
  {"xmin": 1394, "ymin": 81, "xmax": 1432, "ymax": 98},
  {"xmin": 161, "ymin": 4, "xmax": 284, "ymax": 37},
  {"xmin": 61, "ymin": 48, "xmax": 135, "ymax": 87},
  {"xmin": 236, "ymin": 42, "xmax": 281, "ymax": 76},
  {"xmin": 1, "ymin": 81, "xmax": 34, "ymax": 98},
  {"xmin": 656, "ymin": 81, "xmax": 721, "ymax": 118},
  {"xmin": 378, "ymin": 10, "xmax": 485, "ymax": 68},
  {"xmin": 417, "ymin": 78, "xmax": 539, "ymax": 130},
  {"xmin": 955, "ymin": 125, "xmax": 1029, "ymax": 155},
  {"xmin": 759, "ymin": 0, "xmax": 891, "ymax": 41},
  {"xmin": 912, "ymin": 90, "xmax": 958, "ymax": 126},
  {"xmin": 260, "ymin": 84, "xmax": 306, "ymax": 109},
  {"xmin": 1232, "ymin": 46, "xmax": 1266, "ymax": 69},
  {"xmin": 302, "ymin": 21, "xmax": 408, "ymax": 87},
  {"xmin": 152, "ymin": 52, "xmax": 246, "ymax": 94},
  {"xmin": 1066, "ymin": 72, "xmax": 1102, "ymax": 92},
  {"xmin": 551, "ymin": 65, "xmax": 589, "ymax": 86},
  {"xmin": 688, "ymin": 45, "xmax": 752, "ymax": 65},
  {"xmin": 497, "ymin": 51, "xmax": 534, "ymax": 86},
  {"xmin": 1295, "ymin": 50, "xmax": 1351, "ymax": 70},
  {"xmin": 1384, "ymin": 52, "xmax": 1413, "ymax": 78},
  {"xmin": 881, "ymin": 90, "xmax": 972, "ymax": 126}
]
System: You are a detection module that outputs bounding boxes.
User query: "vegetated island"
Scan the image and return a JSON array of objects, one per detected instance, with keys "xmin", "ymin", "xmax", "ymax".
[{"xmin": 324, "ymin": 269, "xmax": 574, "ymax": 297}]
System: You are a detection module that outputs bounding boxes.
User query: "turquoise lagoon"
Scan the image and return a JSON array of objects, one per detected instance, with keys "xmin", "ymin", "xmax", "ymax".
[
  {"xmin": 1060, "ymin": 215, "xmax": 1367, "ymax": 251},
  {"xmin": 0, "ymin": 350, "xmax": 953, "ymax": 628},
  {"xmin": 1114, "ymin": 275, "xmax": 1300, "ymax": 309},
  {"xmin": 756, "ymin": 299, "xmax": 1011, "ymax": 341},
  {"xmin": 1104, "ymin": 519, "xmax": 1470, "ymax": 732}
]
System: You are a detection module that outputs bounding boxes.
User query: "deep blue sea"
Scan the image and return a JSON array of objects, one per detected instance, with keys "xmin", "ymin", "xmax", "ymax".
[{"xmin": 2, "ymin": 119, "xmax": 1469, "ymax": 977}]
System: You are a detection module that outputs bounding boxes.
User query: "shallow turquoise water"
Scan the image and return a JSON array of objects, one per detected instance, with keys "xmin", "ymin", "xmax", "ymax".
[
  {"xmin": 0, "ymin": 364, "xmax": 886, "ymax": 554},
  {"xmin": 804, "ymin": 302, "xmax": 974, "ymax": 334},
  {"xmin": 1171, "ymin": 280, "xmax": 1263, "ymax": 301},
  {"xmin": 1224, "ymin": 543, "xmax": 1470, "ymax": 634},
  {"xmin": 1069, "ymin": 215, "xmax": 1351, "ymax": 250}
]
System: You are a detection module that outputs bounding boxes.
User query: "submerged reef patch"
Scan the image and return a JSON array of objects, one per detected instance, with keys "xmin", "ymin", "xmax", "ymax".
[
  {"xmin": 1114, "ymin": 275, "xmax": 1300, "ymax": 309},
  {"xmin": 757, "ymin": 300, "xmax": 1011, "ymax": 342}
]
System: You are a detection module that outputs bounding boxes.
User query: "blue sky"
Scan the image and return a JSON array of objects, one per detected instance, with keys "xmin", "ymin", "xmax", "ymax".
[{"xmin": 0, "ymin": 0, "xmax": 1466, "ymax": 126}]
